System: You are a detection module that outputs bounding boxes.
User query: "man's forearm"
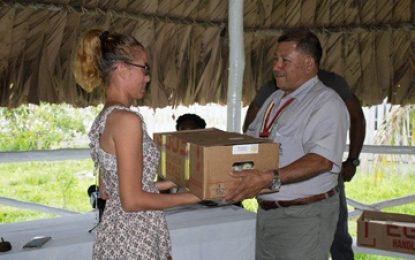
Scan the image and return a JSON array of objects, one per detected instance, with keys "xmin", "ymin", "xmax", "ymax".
[
  {"xmin": 348, "ymin": 117, "xmax": 365, "ymax": 159},
  {"xmin": 346, "ymin": 94, "xmax": 366, "ymax": 159},
  {"xmin": 279, "ymin": 153, "xmax": 333, "ymax": 185}
]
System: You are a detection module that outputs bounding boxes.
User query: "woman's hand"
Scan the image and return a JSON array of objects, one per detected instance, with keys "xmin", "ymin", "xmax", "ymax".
[{"xmin": 156, "ymin": 180, "xmax": 178, "ymax": 191}]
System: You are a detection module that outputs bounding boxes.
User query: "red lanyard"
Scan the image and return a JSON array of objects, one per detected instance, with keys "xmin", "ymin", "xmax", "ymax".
[{"xmin": 260, "ymin": 98, "xmax": 295, "ymax": 138}]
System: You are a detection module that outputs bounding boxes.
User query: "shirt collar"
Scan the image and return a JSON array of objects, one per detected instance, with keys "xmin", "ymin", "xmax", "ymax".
[{"xmin": 274, "ymin": 76, "xmax": 319, "ymax": 102}]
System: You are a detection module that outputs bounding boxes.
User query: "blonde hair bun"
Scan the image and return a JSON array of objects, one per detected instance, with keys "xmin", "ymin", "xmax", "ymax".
[{"xmin": 72, "ymin": 29, "xmax": 103, "ymax": 92}]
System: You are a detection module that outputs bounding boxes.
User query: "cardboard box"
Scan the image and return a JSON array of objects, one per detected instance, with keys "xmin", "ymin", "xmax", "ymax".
[
  {"xmin": 357, "ymin": 210, "xmax": 415, "ymax": 255},
  {"xmin": 153, "ymin": 128, "xmax": 279, "ymax": 200}
]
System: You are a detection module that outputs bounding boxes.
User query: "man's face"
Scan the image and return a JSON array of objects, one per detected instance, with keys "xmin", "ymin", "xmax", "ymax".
[{"xmin": 272, "ymin": 41, "xmax": 312, "ymax": 93}]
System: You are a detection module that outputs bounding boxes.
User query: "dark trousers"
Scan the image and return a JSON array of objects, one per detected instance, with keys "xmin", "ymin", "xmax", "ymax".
[{"xmin": 330, "ymin": 176, "xmax": 354, "ymax": 260}]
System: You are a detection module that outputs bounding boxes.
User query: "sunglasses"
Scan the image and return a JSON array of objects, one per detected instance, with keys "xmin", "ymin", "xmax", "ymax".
[{"xmin": 124, "ymin": 61, "xmax": 150, "ymax": 76}]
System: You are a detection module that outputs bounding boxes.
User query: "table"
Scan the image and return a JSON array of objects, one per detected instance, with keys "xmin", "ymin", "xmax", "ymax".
[{"xmin": 0, "ymin": 205, "xmax": 256, "ymax": 260}]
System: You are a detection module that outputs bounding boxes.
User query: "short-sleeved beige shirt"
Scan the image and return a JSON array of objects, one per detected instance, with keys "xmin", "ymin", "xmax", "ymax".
[{"xmin": 247, "ymin": 76, "xmax": 349, "ymax": 200}]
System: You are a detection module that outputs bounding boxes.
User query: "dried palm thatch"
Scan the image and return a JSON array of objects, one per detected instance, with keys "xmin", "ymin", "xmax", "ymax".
[{"xmin": 0, "ymin": 0, "xmax": 414, "ymax": 108}]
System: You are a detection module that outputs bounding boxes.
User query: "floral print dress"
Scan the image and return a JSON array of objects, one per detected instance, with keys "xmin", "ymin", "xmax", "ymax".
[{"xmin": 89, "ymin": 105, "xmax": 171, "ymax": 260}]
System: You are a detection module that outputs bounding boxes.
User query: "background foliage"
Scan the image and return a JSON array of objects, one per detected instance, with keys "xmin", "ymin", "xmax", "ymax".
[{"xmin": 0, "ymin": 103, "xmax": 100, "ymax": 151}]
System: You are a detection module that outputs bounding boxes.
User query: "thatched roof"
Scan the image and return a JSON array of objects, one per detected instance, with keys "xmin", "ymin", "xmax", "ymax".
[{"xmin": 0, "ymin": 0, "xmax": 414, "ymax": 108}]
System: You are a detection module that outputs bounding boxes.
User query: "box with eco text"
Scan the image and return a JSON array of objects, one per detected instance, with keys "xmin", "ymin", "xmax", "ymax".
[
  {"xmin": 357, "ymin": 210, "xmax": 415, "ymax": 255},
  {"xmin": 153, "ymin": 128, "xmax": 279, "ymax": 200}
]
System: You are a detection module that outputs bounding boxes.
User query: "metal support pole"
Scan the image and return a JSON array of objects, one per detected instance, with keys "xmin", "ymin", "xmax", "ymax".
[{"xmin": 226, "ymin": 0, "xmax": 245, "ymax": 132}]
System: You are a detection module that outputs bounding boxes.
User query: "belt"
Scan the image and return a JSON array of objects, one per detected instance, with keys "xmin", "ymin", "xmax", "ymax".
[{"xmin": 257, "ymin": 188, "xmax": 337, "ymax": 211}]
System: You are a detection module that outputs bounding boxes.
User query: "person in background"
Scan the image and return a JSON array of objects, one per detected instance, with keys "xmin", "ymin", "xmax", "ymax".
[
  {"xmin": 243, "ymin": 69, "xmax": 365, "ymax": 260},
  {"xmin": 225, "ymin": 28, "xmax": 350, "ymax": 259},
  {"xmin": 175, "ymin": 113, "xmax": 207, "ymax": 131},
  {"xmin": 72, "ymin": 29, "xmax": 200, "ymax": 259}
]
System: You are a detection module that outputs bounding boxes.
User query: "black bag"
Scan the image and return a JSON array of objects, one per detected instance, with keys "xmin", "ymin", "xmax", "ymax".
[{"xmin": 87, "ymin": 185, "xmax": 106, "ymax": 222}]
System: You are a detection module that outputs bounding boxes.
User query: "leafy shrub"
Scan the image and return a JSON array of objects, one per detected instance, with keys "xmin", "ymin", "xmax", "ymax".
[{"xmin": 0, "ymin": 103, "xmax": 101, "ymax": 151}]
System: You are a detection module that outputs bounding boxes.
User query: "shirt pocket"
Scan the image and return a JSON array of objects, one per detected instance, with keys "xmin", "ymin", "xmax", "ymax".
[{"xmin": 274, "ymin": 131, "xmax": 304, "ymax": 167}]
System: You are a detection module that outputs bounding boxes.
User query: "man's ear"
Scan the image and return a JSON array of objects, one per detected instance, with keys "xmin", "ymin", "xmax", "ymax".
[{"xmin": 304, "ymin": 55, "xmax": 316, "ymax": 72}]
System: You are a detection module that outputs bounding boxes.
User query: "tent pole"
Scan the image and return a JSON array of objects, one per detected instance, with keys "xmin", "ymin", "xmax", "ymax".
[{"xmin": 226, "ymin": 0, "xmax": 245, "ymax": 133}]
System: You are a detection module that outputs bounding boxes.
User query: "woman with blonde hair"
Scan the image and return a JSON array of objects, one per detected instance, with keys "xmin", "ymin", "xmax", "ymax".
[{"xmin": 73, "ymin": 29, "xmax": 200, "ymax": 259}]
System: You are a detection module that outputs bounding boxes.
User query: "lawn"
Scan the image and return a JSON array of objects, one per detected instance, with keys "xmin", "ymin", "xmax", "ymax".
[{"xmin": 0, "ymin": 160, "xmax": 95, "ymax": 223}]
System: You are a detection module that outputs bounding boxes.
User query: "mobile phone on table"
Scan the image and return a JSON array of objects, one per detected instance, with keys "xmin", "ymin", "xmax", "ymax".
[{"xmin": 23, "ymin": 236, "xmax": 51, "ymax": 248}]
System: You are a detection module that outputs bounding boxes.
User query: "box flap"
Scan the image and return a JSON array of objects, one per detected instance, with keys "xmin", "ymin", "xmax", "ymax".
[
  {"xmin": 154, "ymin": 128, "xmax": 274, "ymax": 146},
  {"xmin": 360, "ymin": 210, "xmax": 415, "ymax": 223}
]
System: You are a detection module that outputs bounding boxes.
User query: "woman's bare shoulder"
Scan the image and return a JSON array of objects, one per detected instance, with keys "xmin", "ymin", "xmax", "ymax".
[{"xmin": 105, "ymin": 109, "xmax": 143, "ymax": 136}]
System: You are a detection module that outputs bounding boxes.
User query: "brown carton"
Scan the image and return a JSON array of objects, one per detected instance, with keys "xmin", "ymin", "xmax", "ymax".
[
  {"xmin": 153, "ymin": 128, "xmax": 279, "ymax": 200},
  {"xmin": 357, "ymin": 210, "xmax": 415, "ymax": 255}
]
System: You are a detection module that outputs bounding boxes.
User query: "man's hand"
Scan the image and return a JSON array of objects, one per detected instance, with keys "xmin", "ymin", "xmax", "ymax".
[
  {"xmin": 341, "ymin": 160, "xmax": 357, "ymax": 182},
  {"xmin": 224, "ymin": 169, "xmax": 271, "ymax": 202}
]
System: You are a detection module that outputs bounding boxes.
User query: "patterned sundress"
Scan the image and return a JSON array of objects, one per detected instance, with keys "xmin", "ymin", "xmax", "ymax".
[{"xmin": 89, "ymin": 105, "xmax": 172, "ymax": 260}]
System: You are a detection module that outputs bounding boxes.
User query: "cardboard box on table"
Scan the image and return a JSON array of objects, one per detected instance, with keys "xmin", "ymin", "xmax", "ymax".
[
  {"xmin": 357, "ymin": 210, "xmax": 415, "ymax": 255},
  {"xmin": 153, "ymin": 128, "xmax": 279, "ymax": 200}
]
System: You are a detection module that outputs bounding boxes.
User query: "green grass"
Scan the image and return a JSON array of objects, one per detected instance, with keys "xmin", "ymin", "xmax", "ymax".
[
  {"xmin": 0, "ymin": 205, "xmax": 55, "ymax": 223},
  {"xmin": 0, "ymin": 160, "xmax": 95, "ymax": 223}
]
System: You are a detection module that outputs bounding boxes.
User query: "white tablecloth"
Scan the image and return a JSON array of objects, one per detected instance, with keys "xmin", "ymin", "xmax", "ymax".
[{"xmin": 0, "ymin": 205, "xmax": 256, "ymax": 260}]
